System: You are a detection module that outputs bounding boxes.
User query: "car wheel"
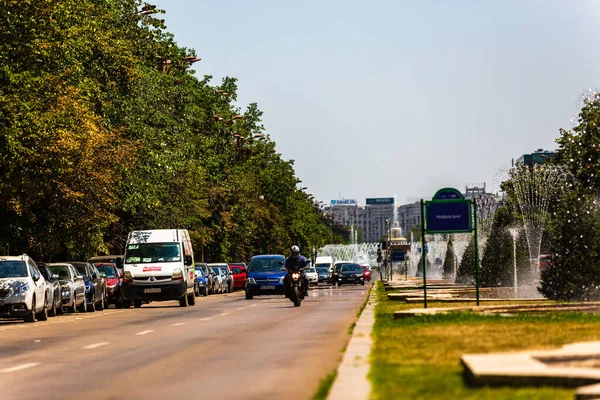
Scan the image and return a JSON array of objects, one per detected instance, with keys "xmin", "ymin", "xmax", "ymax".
[
  {"xmin": 96, "ymin": 294, "xmax": 104, "ymax": 311},
  {"xmin": 49, "ymin": 298, "xmax": 57, "ymax": 317},
  {"xmin": 203, "ymin": 287, "xmax": 208, "ymax": 297},
  {"xmin": 188, "ymin": 291, "xmax": 195, "ymax": 306},
  {"xmin": 24, "ymin": 296, "xmax": 36, "ymax": 323},
  {"xmin": 179, "ymin": 294, "xmax": 188, "ymax": 307},
  {"xmin": 134, "ymin": 299, "xmax": 143, "ymax": 308},
  {"xmin": 88, "ymin": 295, "xmax": 96, "ymax": 312},
  {"xmin": 103, "ymin": 291, "xmax": 109, "ymax": 309},
  {"xmin": 245, "ymin": 290, "xmax": 253, "ymax": 300},
  {"xmin": 57, "ymin": 301, "xmax": 65, "ymax": 315},
  {"xmin": 37, "ymin": 299, "xmax": 48, "ymax": 321},
  {"xmin": 122, "ymin": 299, "xmax": 132, "ymax": 309},
  {"xmin": 361, "ymin": 281, "xmax": 365, "ymax": 286},
  {"xmin": 78, "ymin": 297, "xmax": 87, "ymax": 313},
  {"xmin": 194, "ymin": 284, "xmax": 199, "ymax": 297},
  {"xmin": 116, "ymin": 298, "xmax": 123, "ymax": 309}
]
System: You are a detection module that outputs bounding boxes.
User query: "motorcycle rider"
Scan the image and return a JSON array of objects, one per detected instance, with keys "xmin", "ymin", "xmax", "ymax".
[{"xmin": 283, "ymin": 245, "xmax": 309, "ymax": 298}]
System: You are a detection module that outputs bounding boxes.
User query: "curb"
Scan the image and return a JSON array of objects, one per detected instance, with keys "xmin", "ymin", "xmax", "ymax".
[{"xmin": 327, "ymin": 284, "xmax": 376, "ymax": 400}]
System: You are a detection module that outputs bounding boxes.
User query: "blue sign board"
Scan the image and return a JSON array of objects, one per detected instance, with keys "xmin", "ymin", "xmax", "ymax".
[
  {"xmin": 330, "ymin": 199, "xmax": 357, "ymax": 206},
  {"xmin": 366, "ymin": 197, "xmax": 394, "ymax": 205},
  {"xmin": 432, "ymin": 188, "xmax": 464, "ymax": 201},
  {"xmin": 426, "ymin": 201, "xmax": 472, "ymax": 233},
  {"xmin": 391, "ymin": 250, "xmax": 406, "ymax": 261}
]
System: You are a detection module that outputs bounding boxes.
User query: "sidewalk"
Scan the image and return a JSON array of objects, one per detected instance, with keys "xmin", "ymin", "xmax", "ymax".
[{"xmin": 327, "ymin": 285, "xmax": 376, "ymax": 400}]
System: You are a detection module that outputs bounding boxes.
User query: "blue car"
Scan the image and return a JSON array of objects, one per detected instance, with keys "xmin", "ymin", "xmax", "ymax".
[
  {"xmin": 194, "ymin": 265, "xmax": 209, "ymax": 297},
  {"xmin": 245, "ymin": 255, "xmax": 286, "ymax": 300}
]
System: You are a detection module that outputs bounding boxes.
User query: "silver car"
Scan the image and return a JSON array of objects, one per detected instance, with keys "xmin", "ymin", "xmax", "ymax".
[
  {"xmin": 0, "ymin": 255, "xmax": 49, "ymax": 322},
  {"xmin": 49, "ymin": 263, "xmax": 87, "ymax": 313},
  {"xmin": 208, "ymin": 264, "xmax": 227, "ymax": 294}
]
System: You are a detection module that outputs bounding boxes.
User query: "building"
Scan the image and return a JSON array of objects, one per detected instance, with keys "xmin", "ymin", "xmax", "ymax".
[
  {"xmin": 397, "ymin": 201, "xmax": 421, "ymax": 238},
  {"xmin": 464, "ymin": 183, "xmax": 487, "ymax": 200},
  {"xmin": 323, "ymin": 199, "xmax": 359, "ymax": 227},
  {"xmin": 515, "ymin": 149, "xmax": 556, "ymax": 167},
  {"xmin": 360, "ymin": 197, "xmax": 396, "ymax": 243}
]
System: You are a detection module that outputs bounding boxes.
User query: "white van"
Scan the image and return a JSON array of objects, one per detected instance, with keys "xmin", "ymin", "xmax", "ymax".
[
  {"xmin": 120, "ymin": 229, "xmax": 196, "ymax": 308},
  {"xmin": 315, "ymin": 256, "xmax": 334, "ymax": 272}
]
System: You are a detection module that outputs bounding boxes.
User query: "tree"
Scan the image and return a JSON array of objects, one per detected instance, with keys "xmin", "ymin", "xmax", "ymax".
[
  {"xmin": 480, "ymin": 207, "xmax": 514, "ymax": 287},
  {"xmin": 442, "ymin": 236, "xmax": 457, "ymax": 280},
  {"xmin": 455, "ymin": 237, "xmax": 475, "ymax": 285}
]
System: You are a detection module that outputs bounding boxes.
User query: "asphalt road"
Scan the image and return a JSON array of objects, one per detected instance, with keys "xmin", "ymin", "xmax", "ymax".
[{"xmin": 0, "ymin": 283, "xmax": 370, "ymax": 400}]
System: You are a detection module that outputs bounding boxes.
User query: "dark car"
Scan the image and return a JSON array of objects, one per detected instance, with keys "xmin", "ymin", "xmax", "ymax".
[
  {"xmin": 194, "ymin": 265, "xmax": 210, "ymax": 296},
  {"xmin": 69, "ymin": 262, "xmax": 107, "ymax": 311},
  {"xmin": 245, "ymin": 255, "xmax": 286, "ymax": 300},
  {"xmin": 336, "ymin": 263, "xmax": 365, "ymax": 286},
  {"xmin": 195, "ymin": 263, "xmax": 216, "ymax": 295},
  {"xmin": 38, "ymin": 263, "xmax": 63, "ymax": 316},
  {"xmin": 94, "ymin": 263, "xmax": 122, "ymax": 308},
  {"xmin": 316, "ymin": 266, "xmax": 329, "ymax": 283}
]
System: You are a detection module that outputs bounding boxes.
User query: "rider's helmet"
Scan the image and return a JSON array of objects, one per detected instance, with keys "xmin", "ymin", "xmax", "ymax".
[{"xmin": 291, "ymin": 245, "xmax": 300, "ymax": 258}]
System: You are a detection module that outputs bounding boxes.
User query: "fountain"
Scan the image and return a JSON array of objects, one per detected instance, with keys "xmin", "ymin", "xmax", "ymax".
[
  {"xmin": 510, "ymin": 164, "xmax": 569, "ymax": 285},
  {"xmin": 507, "ymin": 227, "xmax": 519, "ymax": 297}
]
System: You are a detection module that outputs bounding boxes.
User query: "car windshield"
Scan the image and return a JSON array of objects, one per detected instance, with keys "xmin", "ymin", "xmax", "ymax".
[
  {"xmin": 0, "ymin": 261, "xmax": 28, "ymax": 278},
  {"xmin": 316, "ymin": 263, "xmax": 331, "ymax": 269},
  {"xmin": 210, "ymin": 267, "xmax": 221, "ymax": 275},
  {"xmin": 38, "ymin": 265, "xmax": 51, "ymax": 280},
  {"xmin": 341, "ymin": 264, "xmax": 362, "ymax": 272},
  {"xmin": 231, "ymin": 267, "xmax": 243, "ymax": 274},
  {"xmin": 316, "ymin": 267, "xmax": 329, "ymax": 273},
  {"xmin": 73, "ymin": 264, "xmax": 89, "ymax": 277},
  {"xmin": 96, "ymin": 265, "xmax": 117, "ymax": 278},
  {"xmin": 50, "ymin": 266, "xmax": 71, "ymax": 280},
  {"xmin": 249, "ymin": 257, "xmax": 284, "ymax": 272},
  {"xmin": 195, "ymin": 267, "xmax": 205, "ymax": 277},
  {"xmin": 125, "ymin": 243, "xmax": 181, "ymax": 263},
  {"xmin": 308, "ymin": 267, "xmax": 316, "ymax": 273}
]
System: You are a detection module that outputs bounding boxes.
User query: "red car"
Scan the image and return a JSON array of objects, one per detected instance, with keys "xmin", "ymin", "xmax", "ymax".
[
  {"xmin": 93, "ymin": 263, "xmax": 123, "ymax": 308},
  {"xmin": 539, "ymin": 254, "xmax": 552, "ymax": 272},
  {"xmin": 228, "ymin": 263, "xmax": 248, "ymax": 290},
  {"xmin": 361, "ymin": 266, "xmax": 371, "ymax": 281}
]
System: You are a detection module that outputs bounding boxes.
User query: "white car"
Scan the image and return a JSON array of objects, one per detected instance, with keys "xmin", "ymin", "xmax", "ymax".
[
  {"xmin": 305, "ymin": 267, "xmax": 318, "ymax": 285},
  {"xmin": 0, "ymin": 255, "xmax": 49, "ymax": 322}
]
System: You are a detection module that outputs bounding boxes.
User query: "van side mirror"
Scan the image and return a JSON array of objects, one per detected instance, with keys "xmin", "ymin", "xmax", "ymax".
[
  {"xmin": 32, "ymin": 273, "xmax": 41, "ymax": 282},
  {"xmin": 184, "ymin": 255, "xmax": 193, "ymax": 266}
]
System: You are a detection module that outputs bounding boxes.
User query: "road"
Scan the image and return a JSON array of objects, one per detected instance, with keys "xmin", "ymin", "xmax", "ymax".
[{"xmin": 0, "ymin": 283, "xmax": 370, "ymax": 400}]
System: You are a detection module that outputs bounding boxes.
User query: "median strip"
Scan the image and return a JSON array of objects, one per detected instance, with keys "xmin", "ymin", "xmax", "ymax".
[
  {"xmin": 135, "ymin": 330, "xmax": 154, "ymax": 336},
  {"xmin": 82, "ymin": 342, "xmax": 109, "ymax": 350},
  {"xmin": 1, "ymin": 362, "xmax": 40, "ymax": 373}
]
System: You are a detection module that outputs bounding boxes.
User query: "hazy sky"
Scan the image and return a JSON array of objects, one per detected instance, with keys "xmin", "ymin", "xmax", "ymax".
[{"xmin": 160, "ymin": 0, "xmax": 600, "ymax": 205}]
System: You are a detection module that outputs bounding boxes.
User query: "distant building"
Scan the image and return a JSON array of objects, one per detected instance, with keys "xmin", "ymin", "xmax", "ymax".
[
  {"xmin": 515, "ymin": 149, "xmax": 556, "ymax": 167},
  {"xmin": 361, "ymin": 198, "xmax": 396, "ymax": 243},
  {"xmin": 397, "ymin": 202, "xmax": 421, "ymax": 238},
  {"xmin": 323, "ymin": 199, "xmax": 359, "ymax": 227},
  {"xmin": 464, "ymin": 183, "xmax": 487, "ymax": 200}
]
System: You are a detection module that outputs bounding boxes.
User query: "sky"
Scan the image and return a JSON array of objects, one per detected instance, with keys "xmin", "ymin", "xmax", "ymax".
[{"xmin": 159, "ymin": 0, "xmax": 600, "ymax": 206}]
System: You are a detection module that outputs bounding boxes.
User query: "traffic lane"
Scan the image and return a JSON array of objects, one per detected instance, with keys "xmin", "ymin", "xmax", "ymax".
[{"xmin": 0, "ymin": 284, "xmax": 369, "ymax": 400}]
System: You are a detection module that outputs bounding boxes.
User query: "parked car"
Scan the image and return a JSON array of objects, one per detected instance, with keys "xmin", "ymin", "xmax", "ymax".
[
  {"xmin": 208, "ymin": 265, "xmax": 227, "ymax": 294},
  {"xmin": 228, "ymin": 263, "xmax": 247, "ymax": 290},
  {"xmin": 220, "ymin": 265, "xmax": 234, "ymax": 293},
  {"xmin": 330, "ymin": 260, "xmax": 350, "ymax": 284},
  {"xmin": 94, "ymin": 263, "xmax": 122, "ymax": 308},
  {"xmin": 245, "ymin": 255, "xmax": 286, "ymax": 300},
  {"xmin": 305, "ymin": 266, "xmax": 318, "ymax": 285},
  {"xmin": 69, "ymin": 262, "xmax": 107, "ymax": 312},
  {"xmin": 196, "ymin": 263, "xmax": 216, "ymax": 295},
  {"xmin": 336, "ymin": 263, "xmax": 365, "ymax": 286},
  {"xmin": 361, "ymin": 266, "xmax": 371, "ymax": 281},
  {"xmin": 0, "ymin": 255, "xmax": 49, "ymax": 322},
  {"xmin": 89, "ymin": 255, "xmax": 124, "ymax": 274},
  {"xmin": 38, "ymin": 263, "xmax": 63, "ymax": 316},
  {"xmin": 316, "ymin": 266, "xmax": 329, "ymax": 284},
  {"xmin": 48, "ymin": 263, "xmax": 86, "ymax": 312},
  {"xmin": 194, "ymin": 265, "xmax": 209, "ymax": 296}
]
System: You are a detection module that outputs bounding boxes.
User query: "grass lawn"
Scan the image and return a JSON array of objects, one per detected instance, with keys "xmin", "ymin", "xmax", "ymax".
[{"xmin": 369, "ymin": 281, "xmax": 600, "ymax": 399}]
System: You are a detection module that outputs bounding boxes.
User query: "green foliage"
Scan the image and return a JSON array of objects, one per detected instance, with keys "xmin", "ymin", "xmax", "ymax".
[
  {"xmin": 0, "ymin": 0, "xmax": 337, "ymax": 261},
  {"xmin": 480, "ymin": 207, "xmax": 514, "ymax": 287},
  {"xmin": 442, "ymin": 236, "xmax": 457, "ymax": 279},
  {"xmin": 455, "ymin": 237, "xmax": 475, "ymax": 285},
  {"xmin": 540, "ymin": 94, "xmax": 600, "ymax": 300}
]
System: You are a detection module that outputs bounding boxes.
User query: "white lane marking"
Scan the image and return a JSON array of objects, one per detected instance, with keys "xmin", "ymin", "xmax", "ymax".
[
  {"xmin": 171, "ymin": 323, "xmax": 185, "ymax": 326},
  {"xmin": 250, "ymin": 304, "xmax": 257, "ymax": 307},
  {"xmin": 220, "ymin": 312, "xmax": 230, "ymax": 316},
  {"xmin": 198, "ymin": 317, "xmax": 211, "ymax": 321},
  {"xmin": 75, "ymin": 317, "xmax": 83, "ymax": 320},
  {"xmin": 235, "ymin": 307, "xmax": 246, "ymax": 311},
  {"xmin": 82, "ymin": 342, "xmax": 109, "ymax": 350},
  {"xmin": 136, "ymin": 330, "xmax": 154, "ymax": 336},
  {"xmin": 1, "ymin": 363, "xmax": 40, "ymax": 373}
]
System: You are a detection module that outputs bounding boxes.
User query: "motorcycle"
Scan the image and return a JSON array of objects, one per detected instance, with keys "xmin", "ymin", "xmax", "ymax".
[{"xmin": 282, "ymin": 262, "xmax": 306, "ymax": 307}]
